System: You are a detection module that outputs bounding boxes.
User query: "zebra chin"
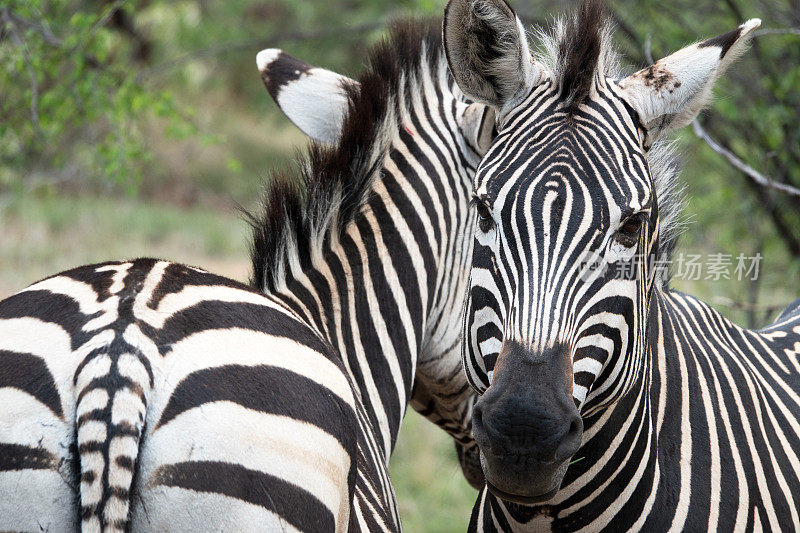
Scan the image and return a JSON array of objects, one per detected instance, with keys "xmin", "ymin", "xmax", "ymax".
[{"xmin": 481, "ymin": 453, "xmax": 571, "ymax": 504}]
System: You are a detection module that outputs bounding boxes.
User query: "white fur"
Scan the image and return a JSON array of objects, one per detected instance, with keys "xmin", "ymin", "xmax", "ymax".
[
  {"xmin": 460, "ymin": 102, "xmax": 497, "ymax": 155},
  {"xmin": 132, "ymin": 489, "xmax": 303, "ymax": 532},
  {"xmin": 275, "ymin": 69, "xmax": 352, "ymax": 144},
  {"xmin": 255, "ymin": 48, "xmax": 281, "ymax": 72},
  {"xmin": 137, "ymin": 404, "xmax": 351, "ymax": 527}
]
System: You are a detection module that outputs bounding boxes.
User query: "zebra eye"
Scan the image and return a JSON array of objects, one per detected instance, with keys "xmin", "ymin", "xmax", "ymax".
[
  {"xmin": 615, "ymin": 214, "xmax": 643, "ymax": 246},
  {"xmin": 475, "ymin": 201, "xmax": 494, "ymax": 232}
]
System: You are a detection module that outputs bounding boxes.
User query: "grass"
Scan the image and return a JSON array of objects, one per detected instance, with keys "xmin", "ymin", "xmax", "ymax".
[
  {"xmin": 390, "ymin": 411, "xmax": 477, "ymax": 532},
  {"xmin": 0, "ymin": 194, "xmax": 252, "ymax": 297}
]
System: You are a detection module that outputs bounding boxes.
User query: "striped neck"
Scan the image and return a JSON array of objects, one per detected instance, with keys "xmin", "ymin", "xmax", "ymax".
[{"xmin": 268, "ymin": 49, "xmax": 480, "ymax": 457}]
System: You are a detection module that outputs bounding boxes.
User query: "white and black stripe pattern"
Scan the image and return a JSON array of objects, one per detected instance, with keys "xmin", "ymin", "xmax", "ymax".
[
  {"xmin": 468, "ymin": 293, "xmax": 800, "ymax": 532},
  {"xmin": 0, "ymin": 20, "xmax": 487, "ymax": 531},
  {"xmin": 443, "ymin": 0, "xmax": 799, "ymax": 530},
  {"xmin": 250, "ymin": 18, "xmax": 494, "ymax": 489},
  {"xmin": 1, "ymin": 260, "xmax": 359, "ymax": 531}
]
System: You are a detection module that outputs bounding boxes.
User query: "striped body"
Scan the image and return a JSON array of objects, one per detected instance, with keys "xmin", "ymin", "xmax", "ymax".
[
  {"xmin": 0, "ymin": 260, "xmax": 361, "ymax": 531},
  {"xmin": 0, "ymin": 21, "xmax": 485, "ymax": 532}
]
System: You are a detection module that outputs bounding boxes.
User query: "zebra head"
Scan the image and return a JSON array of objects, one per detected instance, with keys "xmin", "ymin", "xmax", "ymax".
[{"xmin": 445, "ymin": 0, "xmax": 759, "ymax": 503}]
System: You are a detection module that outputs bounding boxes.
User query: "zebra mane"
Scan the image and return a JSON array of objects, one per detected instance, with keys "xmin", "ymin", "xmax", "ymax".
[
  {"xmin": 534, "ymin": 1, "xmax": 685, "ymax": 286},
  {"xmin": 248, "ymin": 19, "xmax": 444, "ymax": 292},
  {"xmin": 535, "ymin": 0, "xmax": 620, "ymax": 113}
]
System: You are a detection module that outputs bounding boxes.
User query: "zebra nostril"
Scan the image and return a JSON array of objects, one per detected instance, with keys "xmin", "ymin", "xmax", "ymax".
[
  {"xmin": 471, "ymin": 404, "xmax": 491, "ymax": 450},
  {"xmin": 569, "ymin": 418, "xmax": 580, "ymax": 436},
  {"xmin": 555, "ymin": 414, "xmax": 583, "ymax": 462}
]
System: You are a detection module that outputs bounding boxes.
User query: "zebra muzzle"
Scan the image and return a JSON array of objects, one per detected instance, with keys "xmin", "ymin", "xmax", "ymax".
[{"xmin": 471, "ymin": 341, "xmax": 582, "ymax": 501}]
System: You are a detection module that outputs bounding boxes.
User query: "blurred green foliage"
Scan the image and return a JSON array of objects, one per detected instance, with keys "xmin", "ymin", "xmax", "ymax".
[
  {"xmin": 0, "ymin": 1, "xmax": 193, "ymax": 191},
  {"xmin": 0, "ymin": 0, "xmax": 441, "ymax": 194}
]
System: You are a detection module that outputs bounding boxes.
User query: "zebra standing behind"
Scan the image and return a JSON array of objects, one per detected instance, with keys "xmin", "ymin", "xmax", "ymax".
[
  {"xmin": 442, "ymin": 0, "xmax": 800, "ymax": 530},
  {"xmin": 0, "ymin": 20, "xmax": 493, "ymax": 531}
]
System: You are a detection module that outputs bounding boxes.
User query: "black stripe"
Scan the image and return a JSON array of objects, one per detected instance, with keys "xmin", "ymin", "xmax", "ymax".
[
  {"xmin": 0, "ymin": 350, "xmax": 64, "ymax": 419},
  {"xmin": 698, "ymin": 26, "xmax": 743, "ymax": 58},
  {"xmin": 155, "ymin": 365, "xmax": 357, "ymax": 450},
  {"xmin": 157, "ymin": 301, "xmax": 333, "ymax": 357},
  {"xmin": 151, "ymin": 460, "xmax": 336, "ymax": 532},
  {"xmin": 0, "ymin": 442, "xmax": 58, "ymax": 471},
  {"xmin": 148, "ymin": 261, "xmax": 259, "ymax": 308},
  {"xmin": 0, "ymin": 291, "xmax": 98, "ymax": 351},
  {"xmin": 260, "ymin": 51, "xmax": 312, "ymax": 101}
]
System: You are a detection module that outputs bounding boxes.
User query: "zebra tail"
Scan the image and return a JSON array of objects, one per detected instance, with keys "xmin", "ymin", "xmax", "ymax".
[{"xmin": 75, "ymin": 334, "xmax": 152, "ymax": 532}]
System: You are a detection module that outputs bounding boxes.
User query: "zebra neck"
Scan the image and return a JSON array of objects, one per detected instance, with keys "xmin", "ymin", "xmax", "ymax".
[
  {"xmin": 271, "ymin": 75, "xmax": 479, "ymax": 456},
  {"xmin": 565, "ymin": 288, "xmax": 753, "ymax": 520},
  {"xmin": 578, "ymin": 287, "xmax": 756, "ymax": 447}
]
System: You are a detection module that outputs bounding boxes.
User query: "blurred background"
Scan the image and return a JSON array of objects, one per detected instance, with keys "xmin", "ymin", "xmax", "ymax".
[{"xmin": 1, "ymin": 0, "xmax": 798, "ymax": 530}]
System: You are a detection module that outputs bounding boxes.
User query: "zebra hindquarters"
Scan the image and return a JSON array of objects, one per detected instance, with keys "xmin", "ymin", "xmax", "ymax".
[
  {"xmin": 130, "ymin": 329, "xmax": 359, "ymax": 532},
  {"xmin": 0, "ymin": 310, "xmax": 80, "ymax": 531}
]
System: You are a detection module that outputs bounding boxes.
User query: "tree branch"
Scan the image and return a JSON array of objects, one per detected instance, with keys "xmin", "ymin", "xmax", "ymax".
[
  {"xmin": 691, "ymin": 120, "xmax": 800, "ymax": 198},
  {"xmin": 90, "ymin": 0, "xmax": 129, "ymax": 36},
  {"xmin": 0, "ymin": 7, "xmax": 61, "ymax": 46},
  {"xmin": 753, "ymin": 27, "xmax": 800, "ymax": 37}
]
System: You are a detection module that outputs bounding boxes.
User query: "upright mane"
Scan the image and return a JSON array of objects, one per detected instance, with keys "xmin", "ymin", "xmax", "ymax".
[
  {"xmin": 535, "ymin": 0, "xmax": 685, "ymax": 285},
  {"xmin": 248, "ymin": 20, "xmax": 445, "ymax": 292}
]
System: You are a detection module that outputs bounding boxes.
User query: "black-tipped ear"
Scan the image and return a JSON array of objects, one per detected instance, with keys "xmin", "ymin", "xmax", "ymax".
[
  {"xmin": 618, "ymin": 18, "xmax": 760, "ymax": 147},
  {"xmin": 256, "ymin": 49, "xmax": 358, "ymax": 144},
  {"xmin": 443, "ymin": 0, "xmax": 541, "ymax": 109}
]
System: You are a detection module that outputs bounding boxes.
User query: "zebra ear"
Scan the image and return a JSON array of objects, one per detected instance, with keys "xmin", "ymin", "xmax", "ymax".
[
  {"xmin": 257, "ymin": 49, "xmax": 358, "ymax": 144},
  {"xmin": 443, "ymin": 0, "xmax": 542, "ymax": 110},
  {"xmin": 460, "ymin": 103, "xmax": 497, "ymax": 155},
  {"xmin": 618, "ymin": 19, "xmax": 760, "ymax": 148}
]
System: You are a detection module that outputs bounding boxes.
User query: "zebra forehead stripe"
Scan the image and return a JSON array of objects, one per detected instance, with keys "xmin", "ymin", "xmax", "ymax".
[{"xmin": 487, "ymin": 19, "xmax": 685, "ymax": 285}]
